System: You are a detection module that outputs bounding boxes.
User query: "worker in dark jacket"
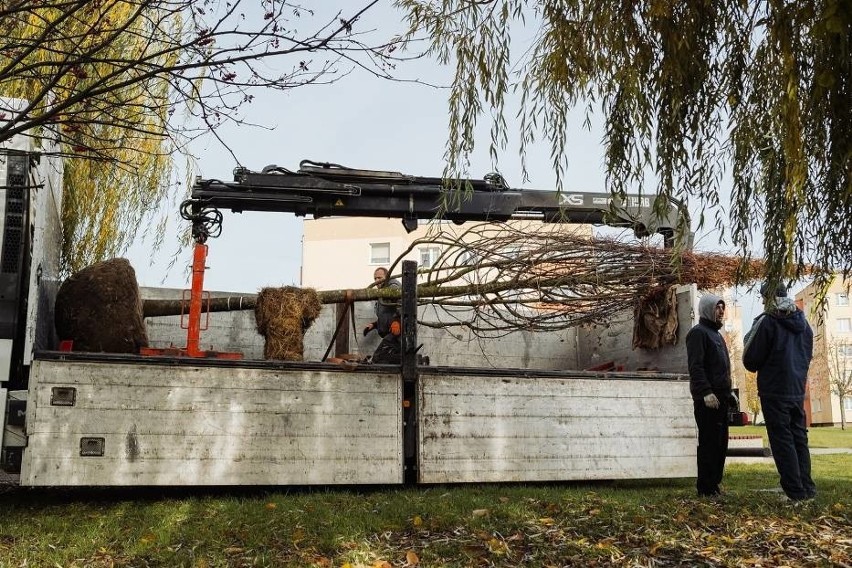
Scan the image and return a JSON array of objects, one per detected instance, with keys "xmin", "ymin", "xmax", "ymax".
[
  {"xmin": 743, "ymin": 281, "xmax": 815, "ymax": 501},
  {"xmin": 686, "ymin": 292, "xmax": 732, "ymax": 497},
  {"xmin": 363, "ymin": 267, "xmax": 402, "ymax": 364}
]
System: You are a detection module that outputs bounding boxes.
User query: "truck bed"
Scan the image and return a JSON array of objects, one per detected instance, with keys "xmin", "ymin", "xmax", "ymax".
[{"xmin": 20, "ymin": 352, "xmax": 695, "ymax": 486}]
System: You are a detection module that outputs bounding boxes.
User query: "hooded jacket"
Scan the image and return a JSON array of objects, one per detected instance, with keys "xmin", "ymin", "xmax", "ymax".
[
  {"xmin": 686, "ymin": 293, "xmax": 732, "ymax": 401},
  {"xmin": 742, "ymin": 297, "xmax": 813, "ymax": 401}
]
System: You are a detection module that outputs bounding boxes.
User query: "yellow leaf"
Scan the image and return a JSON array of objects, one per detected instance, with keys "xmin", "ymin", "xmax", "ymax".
[
  {"xmin": 649, "ymin": 542, "xmax": 661, "ymax": 555},
  {"xmin": 265, "ymin": 502, "xmax": 277, "ymax": 510},
  {"xmin": 293, "ymin": 528, "xmax": 305, "ymax": 543},
  {"xmin": 412, "ymin": 515, "xmax": 423, "ymax": 526},
  {"xmin": 373, "ymin": 561, "xmax": 392, "ymax": 568},
  {"xmin": 406, "ymin": 550, "xmax": 420, "ymax": 565},
  {"xmin": 472, "ymin": 508, "xmax": 489, "ymax": 517},
  {"xmin": 341, "ymin": 564, "xmax": 352, "ymax": 568},
  {"xmin": 538, "ymin": 517, "xmax": 555, "ymax": 526}
]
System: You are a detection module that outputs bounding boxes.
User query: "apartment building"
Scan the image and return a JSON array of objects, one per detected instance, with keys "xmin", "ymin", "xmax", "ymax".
[{"xmin": 798, "ymin": 276, "xmax": 852, "ymax": 426}]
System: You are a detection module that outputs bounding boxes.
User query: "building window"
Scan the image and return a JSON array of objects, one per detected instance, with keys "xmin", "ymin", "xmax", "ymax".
[
  {"xmin": 419, "ymin": 246, "xmax": 441, "ymax": 268},
  {"xmin": 838, "ymin": 293, "xmax": 850, "ymax": 307},
  {"xmin": 845, "ymin": 397, "xmax": 852, "ymax": 412},
  {"xmin": 370, "ymin": 242, "xmax": 390, "ymax": 265},
  {"xmin": 838, "ymin": 318, "xmax": 852, "ymax": 333},
  {"xmin": 811, "ymin": 398, "xmax": 822, "ymax": 413},
  {"xmin": 463, "ymin": 249, "xmax": 481, "ymax": 266},
  {"xmin": 842, "ymin": 345, "xmax": 852, "ymax": 358}
]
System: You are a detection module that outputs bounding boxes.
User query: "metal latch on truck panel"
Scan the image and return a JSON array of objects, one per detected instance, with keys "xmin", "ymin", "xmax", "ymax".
[
  {"xmin": 50, "ymin": 386, "xmax": 76, "ymax": 406},
  {"xmin": 80, "ymin": 437, "xmax": 105, "ymax": 457}
]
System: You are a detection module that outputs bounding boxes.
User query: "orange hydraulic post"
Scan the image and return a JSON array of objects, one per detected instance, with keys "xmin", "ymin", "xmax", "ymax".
[
  {"xmin": 185, "ymin": 242, "xmax": 208, "ymax": 357},
  {"xmin": 140, "ymin": 240, "xmax": 243, "ymax": 360}
]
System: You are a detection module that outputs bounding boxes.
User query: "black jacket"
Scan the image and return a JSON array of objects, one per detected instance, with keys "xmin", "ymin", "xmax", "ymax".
[
  {"xmin": 686, "ymin": 293, "xmax": 732, "ymax": 401},
  {"xmin": 743, "ymin": 300, "xmax": 813, "ymax": 401},
  {"xmin": 686, "ymin": 318, "xmax": 732, "ymax": 401}
]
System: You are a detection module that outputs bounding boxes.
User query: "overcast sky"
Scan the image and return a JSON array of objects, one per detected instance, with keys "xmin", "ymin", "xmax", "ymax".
[{"xmin": 125, "ymin": 1, "xmax": 765, "ymax": 327}]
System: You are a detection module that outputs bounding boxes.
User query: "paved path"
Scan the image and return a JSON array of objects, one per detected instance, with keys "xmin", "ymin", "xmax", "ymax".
[
  {"xmin": 728, "ymin": 446, "xmax": 852, "ymax": 464},
  {"xmin": 811, "ymin": 447, "xmax": 852, "ymax": 454}
]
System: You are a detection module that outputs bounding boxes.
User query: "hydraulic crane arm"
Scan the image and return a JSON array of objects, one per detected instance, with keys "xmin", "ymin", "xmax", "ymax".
[{"xmin": 189, "ymin": 160, "xmax": 692, "ymax": 248}]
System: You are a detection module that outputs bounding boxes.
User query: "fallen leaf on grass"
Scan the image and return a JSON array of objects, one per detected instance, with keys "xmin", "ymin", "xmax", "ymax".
[
  {"xmin": 649, "ymin": 542, "xmax": 662, "ymax": 555},
  {"xmin": 472, "ymin": 509, "xmax": 489, "ymax": 517},
  {"xmin": 292, "ymin": 528, "xmax": 305, "ymax": 544},
  {"xmin": 406, "ymin": 550, "xmax": 420, "ymax": 565},
  {"xmin": 488, "ymin": 537, "xmax": 509, "ymax": 555}
]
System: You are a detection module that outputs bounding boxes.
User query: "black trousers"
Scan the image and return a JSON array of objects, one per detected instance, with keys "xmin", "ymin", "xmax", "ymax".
[
  {"xmin": 761, "ymin": 397, "xmax": 816, "ymax": 500},
  {"xmin": 372, "ymin": 334, "xmax": 401, "ymax": 364},
  {"xmin": 694, "ymin": 400, "xmax": 729, "ymax": 495}
]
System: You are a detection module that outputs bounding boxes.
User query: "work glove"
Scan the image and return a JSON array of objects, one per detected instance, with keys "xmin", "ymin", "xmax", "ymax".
[
  {"xmin": 363, "ymin": 323, "xmax": 375, "ymax": 337},
  {"xmin": 703, "ymin": 393, "xmax": 720, "ymax": 409},
  {"xmin": 389, "ymin": 320, "xmax": 401, "ymax": 336}
]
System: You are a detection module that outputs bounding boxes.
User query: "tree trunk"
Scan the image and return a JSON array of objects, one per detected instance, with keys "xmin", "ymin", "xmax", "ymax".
[
  {"xmin": 142, "ymin": 288, "xmax": 399, "ymax": 317},
  {"xmin": 141, "ymin": 276, "xmax": 631, "ymax": 318}
]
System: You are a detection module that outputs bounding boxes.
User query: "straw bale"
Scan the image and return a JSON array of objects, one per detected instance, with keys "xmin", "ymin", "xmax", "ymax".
[
  {"xmin": 255, "ymin": 286, "xmax": 322, "ymax": 361},
  {"xmin": 55, "ymin": 258, "xmax": 148, "ymax": 353}
]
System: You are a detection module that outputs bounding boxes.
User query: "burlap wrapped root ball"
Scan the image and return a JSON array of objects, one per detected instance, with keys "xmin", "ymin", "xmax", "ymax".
[
  {"xmin": 255, "ymin": 287, "xmax": 322, "ymax": 361},
  {"xmin": 54, "ymin": 257, "xmax": 148, "ymax": 353}
]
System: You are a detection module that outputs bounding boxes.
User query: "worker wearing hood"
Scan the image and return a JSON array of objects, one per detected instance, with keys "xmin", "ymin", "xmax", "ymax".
[
  {"xmin": 743, "ymin": 281, "xmax": 815, "ymax": 501},
  {"xmin": 686, "ymin": 292, "xmax": 732, "ymax": 497}
]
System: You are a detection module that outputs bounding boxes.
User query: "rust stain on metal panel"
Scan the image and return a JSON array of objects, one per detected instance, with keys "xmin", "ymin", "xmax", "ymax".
[{"xmin": 125, "ymin": 425, "xmax": 139, "ymax": 462}]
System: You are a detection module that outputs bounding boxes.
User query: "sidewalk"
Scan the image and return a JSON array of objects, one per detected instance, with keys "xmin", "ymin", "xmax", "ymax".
[{"xmin": 728, "ymin": 446, "xmax": 852, "ymax": 464}]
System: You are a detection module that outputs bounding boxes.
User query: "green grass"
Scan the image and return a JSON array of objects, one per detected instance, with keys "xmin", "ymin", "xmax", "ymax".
[
  {"xmin": 0, "ymin": 455, "xmax": 850, "ymax": 567},
  {"xmin": 732, "ymin": 424, "xmax": 852, "ymax": 448}
]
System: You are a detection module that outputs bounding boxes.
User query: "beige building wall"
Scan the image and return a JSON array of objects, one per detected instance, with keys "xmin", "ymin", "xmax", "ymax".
[
  {"xmin": 798, "ymin": 276, "xmax": 852, "ymax": 426},
  {"xmin": 301, "ymin": 217, "xmax": 592, "ymax": 290}
]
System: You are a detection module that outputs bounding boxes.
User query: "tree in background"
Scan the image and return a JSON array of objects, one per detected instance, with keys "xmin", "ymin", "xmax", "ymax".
[
  {"xmin": 743, "ymin": 370, "xmax": 761, "ymax": 425},
  {"xmin": 725, "ymin": 329, "xmax": 752, "ymax": 413},
  {"xmin": 398, "ymin": 0, "xmax": 851, "ymax": 300},
  {"xmin": 826, "ymin": 338, "xmax": 852, "ymax": 429},
  {"xmin": 0, "ymin": 1, "xmax": 395, "ymax": 272}
]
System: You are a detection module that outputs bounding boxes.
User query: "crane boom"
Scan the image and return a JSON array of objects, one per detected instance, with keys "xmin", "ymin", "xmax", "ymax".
[{"xmin": 189, "ymin": 160, "xmax": 691, "ymax": 248}]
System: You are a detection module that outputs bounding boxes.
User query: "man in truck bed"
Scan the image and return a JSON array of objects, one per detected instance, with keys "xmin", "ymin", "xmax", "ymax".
[{"xmin": 362, "ymin": 267, "xmax": 402, "ymax": 364}]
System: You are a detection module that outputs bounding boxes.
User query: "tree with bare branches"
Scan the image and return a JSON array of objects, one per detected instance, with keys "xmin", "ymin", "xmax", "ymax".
[
  {"xmin": 826, "ymin": 338, "xmax": 852, "ymax": 429},
  {"xmin": 144, "ymin": 222, "xmax": 765, "ymax": 341},
  {"xmin": 1, "ymin": 1, "xmax": 398, "ymax": 271}
]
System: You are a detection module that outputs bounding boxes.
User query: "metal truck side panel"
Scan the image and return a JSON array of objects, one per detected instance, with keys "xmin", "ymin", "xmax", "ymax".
[
  {"xmin": 418, "ymin": 374, "xmax": 695, "ymax": 483},
  {"xmin": 22, "ymin": 360, "xmax": 403, "ymax": 486}
]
